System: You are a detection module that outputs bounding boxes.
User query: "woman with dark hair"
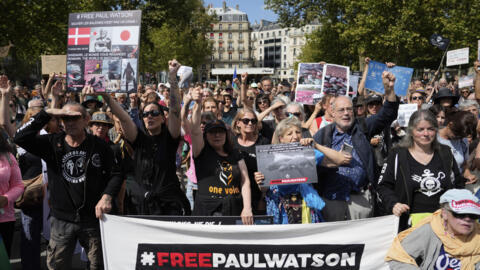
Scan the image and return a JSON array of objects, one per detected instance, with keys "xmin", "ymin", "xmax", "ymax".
[
  {"xmin": 232, "ymin": 108, "xmax": 269, "ymax": 214},
  {"xmin": 377, "ymin": 110, "xmax": 465, "ymax": 231},
  {"xmin": 0, "ymin": 127, "xmax": 23, "ymax": 258},
  {"xmin": 437, "ymin": 110, "xmax": 477, "ymax": 183},
  {"xmin": 255, "ymin": 93, "xmax": 271, "ymax": 115},
  {"xmin": 190, "ymin": 91, "xmax": 253, "ymax": 224},
  {"xmin": 428, "ymin": 103, "xmax": 446, "ymax": 127}
]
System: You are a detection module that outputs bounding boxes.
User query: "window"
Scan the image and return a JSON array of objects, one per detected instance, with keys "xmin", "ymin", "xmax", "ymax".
[
  {"xmin": 284, "ymin": 46, "xmax": 286, "ymax": 51},
  {"xmin": 259, "ymin": 48, "xmax": 262, "ymax": 54},
  {"xmin": 228, "ymin": 42, "xmax": 233, "ymax": 50},
  {"xmin": 284, "ymin": 30, "xmax": 288, "ymax": 35},
  {"xmin": 294, "ymin": 38, "xmax": 297, "ymax": 45},
  {"xmin": 239, "ymin": 53, "xmax": 243, "ymax": 60},
  {"xmin": 228, "ymin": 24, "xmax": 232, "ymax": 30},
  {"xmin": 228, "ymin": 53, "xmax": 232, "ymax": 60},
  {"xmin": 219, "ymin": 53, "xmax": 223, "ymax": 60},
  {"xmin": 219, "ymin": 24, "xmax": 222, "ymax": 30},
  {"xmin": 284, "ymin": 71, "xmax": 287, "ymax": 75},
  {"xmin": 219, "ymin": 41, "xmax": 223, "ymax": 47},
  {"xmin": 261, "ymin": 33, "xmax": 263, "ymax": 38},
  {"xmin": 267, "ymin": 32, "xmax": 269, "ymax": 38},
  {"xmin": 239, "ymin": 64, "xmax": 243, "ymax": 68},
  {"xmin": 253, "ymin": 33, "xmax": 256, "ymax": 39},
  {"xmin": 260, "ymin": 40, "xmax": 262, "ymax": 44},
  {"xmin": 283, "ymin": 62, "xmax": 286, "ymax": 68},
  {"xmin": 211, "ymin": 55, "xmax": 214, "ymax": 61},
  {"xmin": 219, "ymin": 33, "xmax": 223, "ymax": 39},
  {"xmin": 239, "ymin": 32, "xmax": 243, "ymax": 39},
  {"xmin": 293, "ymin": 48, "xmax": 296, "ymax": 56},
  {"xmin": 202, "ymin": 64, "xmax": 206, "ymax": 69},
  {"xmin": 284, "ymin": 54, "xmax": 286, "ymax": 60},
  {"xmin": 229, "ymin": 63, "xmax": 233, "ymax": 68},
  {"xmin": 239, "ymin": 24, "xmax": 242, "ymax": 30},
  {"xmin": 228, "ymin": 32, "xmax": 232, "ymax": 39},
  {"xmin": 312, "ymin": 26, "xmax": 316, "ymax": 31},
  {"xmin": 278, "ymin": 31, "xmax": 281, "ymax": 36},
  {"xmin": 210, "ymin": 64, "xmax": 215, "ymax": 69},
  {"xmin": 210, "ymin": 33, "xmax": 214, "ymax": 39}
]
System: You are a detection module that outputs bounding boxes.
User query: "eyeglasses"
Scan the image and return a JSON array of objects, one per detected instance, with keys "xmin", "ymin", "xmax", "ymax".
[
  {"xmin": 92, "ymin": 122, "xmax": 111, "ymax": 128},
  {"xmin": 451, "ymin": 211, "xmax": 480, "ymax": 220},
  {"xmin": 286, "ymin": 112, "xmax": 301, "ymax": 118},
  {"xmin": 247, "ymin": 96, "xmax": 255, "ymax": 101},
  {"xmin": 240, "ymin": 118, "xmax": 258, "ymax": 125},
  {"xmin": 257, "ymin": 100, "xmax": 269, "ymax": 105},
  {"xmin": 411, "ymin": 96, "xmax": 424, "ymax": 101},
  {"xmin": 142, "ymin": 110, "xmax": 162, "ymax": 118},
  {"xmin": 61, "ymin": 115, "xmax": 82, "ymax": 122},
  {"xmin": 336, "ymin": 107, "xmax": 353, "ymax": 113}
]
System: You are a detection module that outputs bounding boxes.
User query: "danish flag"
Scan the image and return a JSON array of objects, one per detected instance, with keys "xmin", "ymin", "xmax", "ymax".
[{"xmin": 68, "ymin": 27, "xmax": 91, "ymax": 46}]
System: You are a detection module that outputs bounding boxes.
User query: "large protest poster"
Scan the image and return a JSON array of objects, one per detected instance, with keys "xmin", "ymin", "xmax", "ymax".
[
  {"xmin": 255, "ymin": 143, "xmax": 317, "ymax": 187},
  {"xmin": 349, "ymin": 74, "xmax": 360, "ymax": 96},
  {"xmin": 100, "ymin": 214, "xmax": 399, "ymax": 269},
  {"xmin": 66, "ymin": 10, "xmax": 141, "ymax": 92},
  {"xmin": 446, "ymin": 47, "xmax": 469, "ymax": 66},
  {"xmin": 321, "ymin": 64, "xmax": 350, "ymax": 97},
  {"xmin": 364, "ymin": 61, "xmax": 413, "ymax": 96},
  {"xmin": 295, "ymin": 63, "xmax": 323, "ymax": 105},
  {"xmin": 458, "ymin": 74, "xmax": 474, "ymax": 88},
  {"xmin": 396, "ymin": 104, "xmax": 418, "ymax": 127}
]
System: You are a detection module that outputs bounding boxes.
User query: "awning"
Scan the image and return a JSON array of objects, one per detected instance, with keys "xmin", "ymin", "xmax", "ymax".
[{"xmin": 211, "ymin": 68, "xmax": 274, "ymax": 75}]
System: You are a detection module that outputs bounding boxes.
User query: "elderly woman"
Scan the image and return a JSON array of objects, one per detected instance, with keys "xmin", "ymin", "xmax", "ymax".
[
  {"xmin": 285, "ymin": 102, "xmax": 311, "ymax": 138},
  {"xmin": 377, "ymin": 110, "xmax": 465, "ymax": 231},
  {"xmin": 232, "ymin": 108, "xmax": 269, "ymax": 214},
  {"xmin": 191, "ymin": 91, "xmax": 253, "ymax": 224},
  {"xmin": 254, "ymin": 117, "xmax": 351, "ymax": 224},
  {"xmin": 385, "ymin": 189, "xmax": 480, "ymax": 269}
]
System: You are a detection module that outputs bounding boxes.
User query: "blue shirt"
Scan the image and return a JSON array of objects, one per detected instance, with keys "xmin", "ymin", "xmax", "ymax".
[{"xmin": 322, "ymin": 129, "xmax": 367, "ymax": 201}]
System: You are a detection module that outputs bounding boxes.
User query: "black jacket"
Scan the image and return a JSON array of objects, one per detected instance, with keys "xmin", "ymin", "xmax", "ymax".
[
  {"xmin": 377, "ymin": 145, "xmax": 465, "ymax": 231},
  {"xmin": 14, "ymin": 110, "xmax": 122, "ymax": 222}
]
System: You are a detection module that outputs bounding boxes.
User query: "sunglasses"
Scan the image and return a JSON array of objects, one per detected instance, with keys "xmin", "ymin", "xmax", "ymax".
[
  {"xmin": 240, "ymin": 118, "xmax": 258, "ymax": 125},
  {"xmin": 286, "ymin": 112, "xmax": 301, "ymax": 118},
  {"xmin": 61, "ymin": 115, "xmax": 82, "ymax": 122},
  {"xmin": 411, "ymin": 96, "xmax": 424, "ymax": 101},
  {"xmin": 451, "ymin": 211, "xmax": 480, "ymax": 220},
  {"xmin": 142, "ymin": 110, "xmax": 162, "ymax": 118},
  {"xmin": 247, "ymin": 96, "xmax": 255, "ymax": 100}
]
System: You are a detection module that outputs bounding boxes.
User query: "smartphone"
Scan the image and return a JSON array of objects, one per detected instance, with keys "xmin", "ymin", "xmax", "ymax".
[{"xmin": 341, "ymin": 142, "xmax": 353, "ymax": 155}]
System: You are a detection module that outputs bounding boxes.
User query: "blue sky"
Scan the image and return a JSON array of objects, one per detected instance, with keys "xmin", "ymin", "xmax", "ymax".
[{"xmin": 205, "ymin": 0, "xmax": 278, "ymax": 24}]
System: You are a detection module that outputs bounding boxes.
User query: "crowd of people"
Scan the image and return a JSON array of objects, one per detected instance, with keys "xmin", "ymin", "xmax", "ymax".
[{"xmin": 1, "ymin": 58, "xmax": 480, "ymax": 269}]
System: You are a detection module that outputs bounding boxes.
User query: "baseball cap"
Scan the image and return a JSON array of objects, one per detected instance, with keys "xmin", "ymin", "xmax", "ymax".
[
  {"xmin": 440, "ymin": 189, "xmax": 480, "ymax": 216},
  {"xmin": 250, "ymin": 82, "xmax": 258, "ymax": 88},
  {"xmin": 365, "ymin": 94, "xmax": 383, "ymax": 105},
  {"xmin": 204, "ymin": 120, "xmax": 227, "ymax": 134}
]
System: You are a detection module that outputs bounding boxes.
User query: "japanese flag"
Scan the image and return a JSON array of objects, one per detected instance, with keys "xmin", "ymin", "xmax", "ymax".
[{"xmin": 112, "ymin": 26, "xmax": 139, "ymax": 46}]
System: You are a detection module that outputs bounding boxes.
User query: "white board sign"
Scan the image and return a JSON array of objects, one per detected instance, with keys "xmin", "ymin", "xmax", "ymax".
[{"xmin": 446, "ymin": 47, "xmax": 469, "ymax": 66}]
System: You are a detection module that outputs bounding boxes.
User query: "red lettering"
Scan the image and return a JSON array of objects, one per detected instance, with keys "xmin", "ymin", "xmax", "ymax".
[
  {"xmin": 170, "ymin": 252, "xmax": 184, "ymax": 267},
  {"xmin": 157, "ymin": 252, "xmax": 169, "ymax": 266},
  {"xmin": 185, "ymin": 253, "xmax": 198, "ymax": 267},
  {"xmin": 199, "ymin": 253, "xmax": 212, "ymax": 267}
]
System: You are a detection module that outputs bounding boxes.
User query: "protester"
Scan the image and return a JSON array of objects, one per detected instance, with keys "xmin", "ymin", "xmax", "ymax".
[
  {"xmin": 258, "ymin": 98, "xmax": 287, "ymax": 142},
  {"xmin": 434, "ymin": 87, "xmax": 459, "ymax": 108},
  {"xmin": 14, "ymin": 101, "xmax": 121, "ymax": 269},
  {"xmin": 385, "ymin": 189, "xmax": 480, "ymax": 269},
  {"xmin": 409, "ymin": 89, "xmax": 426, "ymax": 110},
  {"xmin": 88, "ymin": 111, "xmax": 114, "ymax": 143},
  {"xmin": 314, "ymin": 71, "xmax": 399, "ymax": 221},
  {"xmin": 232, "ymin": 108, "xmax": 269, "ymax": 214},
  {"xmin": 190, "ymin": 90, "xmax": 253, "ymax": 224},
  {"xmin": 221, "ymin": 92, "xmax": 237, "ymax": 125},
  {"xmin": 104, "ymin": 59, "xmax": 191, "ymax": 216},
  {"xmin": 254, "ymin": 93, "xmax": 271, "ymax": 117},
  {"xmin": 377, "ymin": 110, "xmax": 465, "ymax": 231},
  {"xmin": 285, "ymin": 102, "xmax": 311, "ymax": 138},
  {"xmin": 254, "ymin": 117, "xmax": 351, "ymax": 224},
  {"xmin": 309, "ymin": 94, "xmax": 335, "ymax": 135},
  {"xmin": 428, "ymin": 103, "xmax": 446, "ymax": 127}
]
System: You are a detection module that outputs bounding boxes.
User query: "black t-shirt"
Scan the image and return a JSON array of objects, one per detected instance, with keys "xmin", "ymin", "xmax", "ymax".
[
  {"xmin": 61, "ymin": 141, "xmax": 88, "ymax": 210},
  {"xmin": 131, "ymin": 126, "xmax": 188, "ymax": 214},
  {"xmin": 233, "ymin": 135, "xmax": 269, "ymax": 211},
  {"xmin": 18, "ymin": 149, "xmax": 42, "ymax": 180},
  {"xmin": 408, "ymin": 151, "xmax": 450, "ymax": 213},
  {"xmin": 222, "ymin": 107, "xmax": 237, "ymax": 126},
  {"xmin": 260, "ymin": 119, "xmax": 276, "ymax": 142}
]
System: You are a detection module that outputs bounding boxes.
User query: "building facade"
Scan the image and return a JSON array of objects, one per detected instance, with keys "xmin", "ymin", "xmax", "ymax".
[
  {"xmin": 200, "ymin": 2, "xmax": 253, "ymax": 81},
  {"xmin": 250, "ymin": 20, "xmax": 320, "ymax": 82}
]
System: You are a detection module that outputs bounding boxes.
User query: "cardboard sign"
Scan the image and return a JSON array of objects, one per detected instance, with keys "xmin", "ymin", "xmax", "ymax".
[
  {"xmin": 459, "ymin": 75, "xmax": 474, "ymax": 88},
  {"xmin": 397, "ymin": 104, "xmax": 418, "ymax": 127},
  {"xmin": 66, "ymin": 10, "xmax": 142, "ymax": 92},
  {"xmin": 365, "ymin": 61, "xmax": 413, "ymax": 96},
  {"xmin": 255, "ymin": 143, "xmax": 317, "ymax": 187},
  {"xmin": 41, "ymin": 55, "xmax": 67, "ymax": 75},
  {"xmin": 446, "ymin": 47, "xmax": 469, "ymax": 66}
]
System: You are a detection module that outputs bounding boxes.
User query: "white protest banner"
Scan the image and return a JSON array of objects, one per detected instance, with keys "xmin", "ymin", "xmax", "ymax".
[
  {"xmin": 446, "ymin": 47, "xmax": 469, "ymax": 66},
  {"xmin": 41, "ymin": 55, "xmax": 67, "ymax": 75},
  {"xmin": 459, "ymin": 75, "xmax": 474, "ymax": 88},
  {"xmin": 397, "ymin": 104, "xmax": 418, "ymax": 127},
  {"xmin": 101, "ymin": 214, "xmax": 399, "ymax": 270}
]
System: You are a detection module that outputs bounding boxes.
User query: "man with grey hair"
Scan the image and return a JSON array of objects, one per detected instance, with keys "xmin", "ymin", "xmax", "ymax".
[
  {"xmin": 459, "ymin": 99, "xmax": 479, "ymax": 120},
  {"xmin": 313, "ymin": 72, "xmax": 399, "ymax": 221}
]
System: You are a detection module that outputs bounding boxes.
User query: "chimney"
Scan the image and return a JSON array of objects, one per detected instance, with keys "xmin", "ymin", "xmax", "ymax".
[
  {"xmin": 236, "ymin": 4, "xmax": 239, "ymax": 10},
  {"xmin": 222, "ymin": 1, "xmax": 227, "ymax": 11}
]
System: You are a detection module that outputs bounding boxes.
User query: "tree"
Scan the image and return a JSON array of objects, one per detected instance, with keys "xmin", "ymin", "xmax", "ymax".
[{"xmin": 266, "ymin": 0, "xmax": 480, "ymax": 70}]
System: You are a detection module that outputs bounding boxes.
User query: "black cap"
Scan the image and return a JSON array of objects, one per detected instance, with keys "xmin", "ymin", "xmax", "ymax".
[
  {"xmin": 365, "ymin": 94, "xmax": 383, "ymax": 105},
  {"xmin": 204, "ymin": 120, "xmax": 227, "ymax": 134}
]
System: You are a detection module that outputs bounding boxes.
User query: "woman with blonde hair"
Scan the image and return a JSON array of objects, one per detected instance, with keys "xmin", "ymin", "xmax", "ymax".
[{"xmin": 232, "ymin": 108, "xmax": 269, "ymax": 214}]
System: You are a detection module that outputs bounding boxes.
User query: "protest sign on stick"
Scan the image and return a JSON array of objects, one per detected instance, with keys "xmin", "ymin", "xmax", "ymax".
[
  {"xmin": 66, "ymin": 10, "xmax": 142, "ymax": 92},
  {"xmin": 397, "ymin": 104, "xmax": 418, "ymax": 127},
  {"xmin": 41, "ymin": 55, "xmax": 67, "ymax": 75},
  {"xmin": 459, "ymin": 75, "xmax": 474, "ymax": 88},
  {"xmin": 255, "ymin": 143, "xmax": 317, "ymax": 187},
  {"xmin": 295, "ymin": 63, "xmax": 323, "ymax": 105},
  {"xmin": 321, "ymin": 64, "xmax": 350, "ymax": 97},
  {"xmin": 446, "ymin": 47, "xmax": 469, "ymax": 66},
  {"xmin": 365, "ymin": 61, "xmax": 413, "ymax": 96}
]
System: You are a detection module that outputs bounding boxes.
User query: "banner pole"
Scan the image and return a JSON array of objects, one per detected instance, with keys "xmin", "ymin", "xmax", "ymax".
[{"xmin": 436, "ymin": 44, "xmax": 450, "ymax": 75}]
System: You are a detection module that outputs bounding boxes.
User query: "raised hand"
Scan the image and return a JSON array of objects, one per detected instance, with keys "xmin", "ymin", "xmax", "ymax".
[{"xmin": 382, "ymin": 71, "xmax": 395, "ymax": 93}]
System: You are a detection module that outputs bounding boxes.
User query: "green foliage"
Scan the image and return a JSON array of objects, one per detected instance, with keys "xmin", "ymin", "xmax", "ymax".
[
  {"xmin": 266, "ymin": 0, "xmax": 480, "ymax": 70},
  {"xmin": 0, "ymin": 0, "xmax": 214, "ymax": 80}
]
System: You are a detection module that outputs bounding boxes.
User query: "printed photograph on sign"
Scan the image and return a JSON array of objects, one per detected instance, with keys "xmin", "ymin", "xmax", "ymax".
[
  {"xmin": 89, "ymin": 28, "xmax": 112, "ymax": 53},
  {"xmin": 322, "ymin": 64, "xmax": 349, "ymax": 96},
  {"xmin": 66, "ymin": 61, "xmax": 84, "ymax": 91},
  {"xmin": 121, "ymin": 58, "xmax": 138, "ymax": 92},
  {"xmin": 112, "ymin": 45, "xmax": 139, "ymax": 58},
  {"xmin": 102, "ymin": 59, "xmax": 122, "ymax": 92},
  {"xmin": 84, "ymin": 59, "xmax": 106, "ymax": 91},
  {"xmin": 256, "ymin": 143, "xmax": 317, "ymax": 187},
  {"xmin": 295, "ymin": 63, "xmax": 323, "ymax": 105}
]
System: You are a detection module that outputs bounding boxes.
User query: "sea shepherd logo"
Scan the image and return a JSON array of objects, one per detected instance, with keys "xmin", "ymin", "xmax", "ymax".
[{"xmin": 136, "ymin": 244, "xmax": 364, "ymax": 269}]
